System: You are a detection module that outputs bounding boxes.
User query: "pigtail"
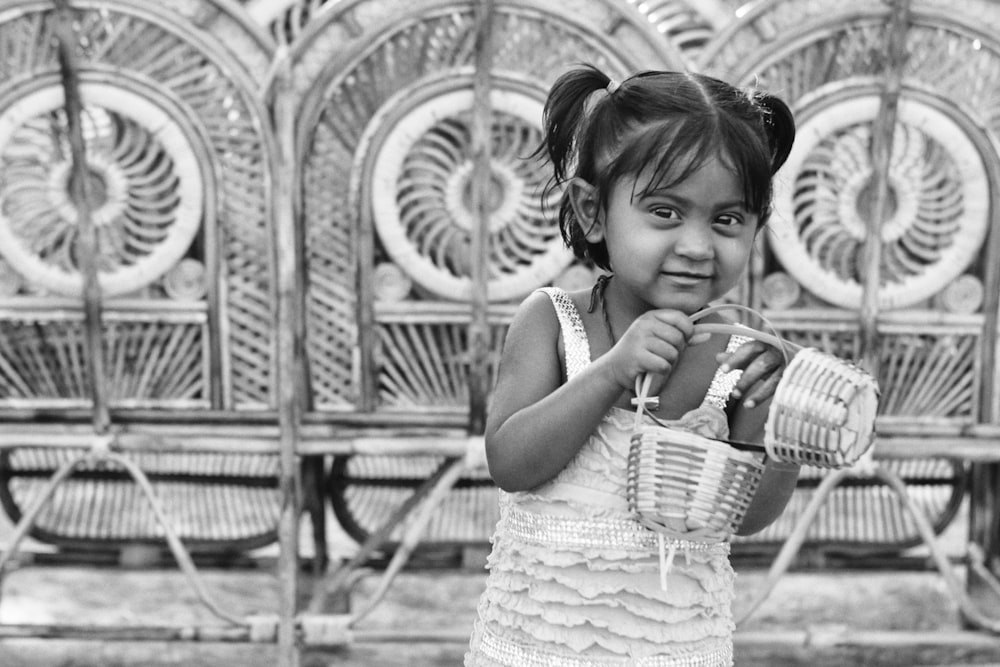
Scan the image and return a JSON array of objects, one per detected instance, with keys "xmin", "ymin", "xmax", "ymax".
[
  {"xmin": 754, "ymin": 93, "xmax": 796, "ymax": 174},
  {"xmin": 538, "ymin": 64, "xmax": 616, "ymax": 182},
  {"xmin": 535, "ymin": 65, "xmax": 620, "ymax": 269}
]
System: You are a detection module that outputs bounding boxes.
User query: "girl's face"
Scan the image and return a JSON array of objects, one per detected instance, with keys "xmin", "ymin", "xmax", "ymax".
[{"xmin": 589, "ymin": 154, "xmax": 758, "ymax": 316}]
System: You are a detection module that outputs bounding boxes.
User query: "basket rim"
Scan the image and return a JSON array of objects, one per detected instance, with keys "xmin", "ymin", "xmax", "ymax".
[{"xmin": 631, "ymin": 426, "xmax": 764, "ymax": 466}]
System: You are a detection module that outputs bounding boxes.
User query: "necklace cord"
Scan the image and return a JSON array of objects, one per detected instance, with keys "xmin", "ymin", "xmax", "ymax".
[{"xmin": 587, "ymin": 274, "xmax": 617, "ymax": 346}]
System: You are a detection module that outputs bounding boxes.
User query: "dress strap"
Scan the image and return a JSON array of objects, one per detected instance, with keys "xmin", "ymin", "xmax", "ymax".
[
  {"xmin": 702, "ymin": 332, "xmax": 752, "ymax": 410},
  {"xmin": 537, "ymin": 287, "xmax": 591, "ymax": 380},
  {"xmin": 539, "ymin": 286, "xmax": 749, "ymax": 408}
]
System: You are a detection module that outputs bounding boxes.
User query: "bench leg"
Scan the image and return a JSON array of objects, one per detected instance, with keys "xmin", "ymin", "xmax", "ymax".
[{"xmin": 302, "ymin": 456, "xmax": 328, "ymax": 575}]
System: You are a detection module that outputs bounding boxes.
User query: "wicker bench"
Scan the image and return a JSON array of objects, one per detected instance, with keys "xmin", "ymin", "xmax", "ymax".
[
  {"xmin": 733, "ymin": 458, "xmax": 966, "ymax": 556},
  {"xmin": 327, "ymin": 455, "xmax": 965, "ymax": 560},
  {"xmin": 328, "ymin": 454, "xmax": 498, "ymax": 552},
  {"xmin": 0, "ymin": 447, "xmax": 282, "ymax": 555}
]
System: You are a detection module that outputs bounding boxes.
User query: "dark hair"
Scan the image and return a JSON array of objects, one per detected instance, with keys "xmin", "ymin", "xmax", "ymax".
[{"xmin": 538, "ymin": 64, "xmax": 796, "ymax": 270}]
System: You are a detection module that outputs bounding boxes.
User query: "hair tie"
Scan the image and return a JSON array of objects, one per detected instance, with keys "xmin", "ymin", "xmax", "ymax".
[{"xmin": 606, "ymin": 78, "xmax": 621, "ymax": 95}]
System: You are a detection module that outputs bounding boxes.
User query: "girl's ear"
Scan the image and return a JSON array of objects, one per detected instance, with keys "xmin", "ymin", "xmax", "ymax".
[{"xmin": 567, "ymin": 177, "xmax": 604, "ymax": 242}]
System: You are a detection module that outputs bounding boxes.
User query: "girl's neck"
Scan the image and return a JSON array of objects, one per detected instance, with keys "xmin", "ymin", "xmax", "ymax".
[
  {"xmin": 589, "ymin": 275, "xmax": 645, "ymax": 347},
  {"xmin": 592, "ymin": 275, "xmax": 646, "ymax": 327}
]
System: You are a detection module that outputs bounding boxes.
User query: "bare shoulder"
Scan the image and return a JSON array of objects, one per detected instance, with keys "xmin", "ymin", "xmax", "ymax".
[
  {"xmin": 486, "ymin": 291, "xmax": 564, "ymax": 433},
  {"xmin": 496, "ymin": 290, "xmax": 563, "ymax": 383},
  {"xmin": 506, "ymin": 290, "xmax": 559, "ymax": 339}
]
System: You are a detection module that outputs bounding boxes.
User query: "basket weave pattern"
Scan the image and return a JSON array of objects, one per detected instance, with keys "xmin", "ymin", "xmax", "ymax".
[
  {"xmin": 765, "ymin": 347, "xmax": 878, "ymax": 469},
  {"xmin": 627, "ymin": 426, "xmax": 764, "ymax": 542}
]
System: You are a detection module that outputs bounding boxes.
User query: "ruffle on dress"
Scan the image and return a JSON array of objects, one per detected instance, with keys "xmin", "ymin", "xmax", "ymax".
[
  {"xmin": 466, "ymin": 288, "xmax": 742, "ymax": 666},
  {"xmin": 466, "ymin": 407, "xmax": 737, "ymax": 665}
]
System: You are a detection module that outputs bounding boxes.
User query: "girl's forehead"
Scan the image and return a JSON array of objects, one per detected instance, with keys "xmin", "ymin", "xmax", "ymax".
[{"xmin": 629, "ymin": 149, "xmax": 738, "ymax": 192}]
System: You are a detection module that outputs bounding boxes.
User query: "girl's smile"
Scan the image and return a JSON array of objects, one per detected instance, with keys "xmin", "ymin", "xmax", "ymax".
[
  {"xmin": 663, "ymin": 271, "xmax": 712, "ymax": 286},
  {"xmin": 594, "ymin": 154, "xmax": 758, "ymax": 316}
]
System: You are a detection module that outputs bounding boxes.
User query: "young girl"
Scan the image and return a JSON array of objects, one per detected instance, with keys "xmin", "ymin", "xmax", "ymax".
[{"xmin": 466, "ymin": 65, "xmax": 800, "ymax": 666}]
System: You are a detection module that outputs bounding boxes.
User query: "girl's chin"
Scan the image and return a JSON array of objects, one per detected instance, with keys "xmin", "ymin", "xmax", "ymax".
[
  {"xmin": 648, "ymin": 288, "xmax": 716, "ymax": 313},
  {"xmin": 651, "ymin": 297, "xmax": 711, "ymax": 315}
]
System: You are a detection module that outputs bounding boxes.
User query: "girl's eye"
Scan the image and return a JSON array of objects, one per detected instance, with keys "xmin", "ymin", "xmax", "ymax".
[
  {"xmin": 715, "ymin": 213, "xmax": 744, "ymax": 228},
  {"xmin": 650, "ymin": 206, "xmax": 680, "ymax": 220}
]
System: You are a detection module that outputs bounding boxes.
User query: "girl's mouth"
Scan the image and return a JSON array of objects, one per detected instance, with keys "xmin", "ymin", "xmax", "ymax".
[{"xmin": 664, "ymin": 272, "xmax": 711, "ymax": 285}]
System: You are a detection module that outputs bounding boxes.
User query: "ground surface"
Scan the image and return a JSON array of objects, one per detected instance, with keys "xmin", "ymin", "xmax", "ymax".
[{"xmin": 2, "ymin": 504, "xmax": 1000, "ymax": 665}]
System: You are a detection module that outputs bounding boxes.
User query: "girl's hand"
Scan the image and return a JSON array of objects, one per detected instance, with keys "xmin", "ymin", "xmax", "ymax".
[
  {"xmin": 602, "ymin": 309, "xmax": 698, "ymax": 392},
  {"xmin": 717, "ymin": 339, "xmax": 785, "ymax": 408}
]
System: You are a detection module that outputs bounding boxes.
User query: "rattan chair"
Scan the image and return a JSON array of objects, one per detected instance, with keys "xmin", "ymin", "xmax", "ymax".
[
  {"xmin": 325, "ymin": 453, "xmax": 964, "ymax": 561},
  {"xmin": 0, "ymin": 448, "xmax": 282, "ymax": 555}
]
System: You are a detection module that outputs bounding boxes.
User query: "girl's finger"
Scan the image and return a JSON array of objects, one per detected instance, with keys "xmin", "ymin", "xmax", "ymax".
[
  {"xmin": 650, "ymin": 310, "xmax": 695, "ymax": 339},
  {"xmin": 734, "ymin": 353, "xmax": 782, "ymax": 392},
  {"xmin": 743, "ymin": 375, "xmax": 778, "ymax": 408},
  {"xmin": 740, "ymin": 369, "xmax": 784, "ymax": 408},
  {"xmin": 716, "ymin": 351, "xmax": 732, "ymax": 372},
  {"xmin": 689, "ymin": 331, "xmax": 712, "ymax": 345},
  {"xmin": 717, "ymin": 341, "xmax": 770, "ymax": 372},
  {"xmin": 638, "ymin": 354, "xmax": 672, "ymax": 379},
  {"xmin": 652, "ymin": 323, "xmax": 691, "ymax": 349},
  {"xmin": 645, "ymin": 371, "xmax": 667, "ymax": 396},
  {"xmin": 648, "ymin": 349, "xmax": 678, "ymax": 376}
]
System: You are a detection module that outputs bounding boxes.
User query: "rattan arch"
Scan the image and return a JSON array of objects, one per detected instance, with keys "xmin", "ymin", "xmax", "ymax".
[
  {"xmin": 287, "ymin": 0, "xmax": 680, "ymax": 414},
  {"xmin": 0, "ymin": 0, "xmax": 283, "ymax": 552},
  {"xmin": 283, "ymin": 0, "xmax": 685, "ymax": 556}
]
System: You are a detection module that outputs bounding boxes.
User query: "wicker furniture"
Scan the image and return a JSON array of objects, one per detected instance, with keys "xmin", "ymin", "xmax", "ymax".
[{"xmin": 0, "ymin": 0, "xmax": 283, "ymax": 554}]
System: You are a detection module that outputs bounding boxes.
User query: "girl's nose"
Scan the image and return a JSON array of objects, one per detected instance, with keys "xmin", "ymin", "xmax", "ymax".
[{"xmin": 674, "ymin": 224, "xmax": 714, "ymax": 259}]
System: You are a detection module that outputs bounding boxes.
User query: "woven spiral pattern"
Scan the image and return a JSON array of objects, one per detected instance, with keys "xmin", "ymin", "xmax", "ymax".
[
  {"xmin": 0, "ymin": 2, "xmax": 277, "ymax": 408},
  {"xmin": 770, "ymin": 96, "xmax": 988, "ymax": 310},
  {"xmin": 0, "ymin": 90, "xmax": 202, "ymax": 297},
  {"xmin": 796, "ymin": 123, "xmax": 958, "ymax": 282},
  {"xmin": 627, "ymin": 427, "xmax": 764, "ymax": 540},
  {"xmin": 371, "ymin": 89, "xmax": 567, "ymax": 302}
]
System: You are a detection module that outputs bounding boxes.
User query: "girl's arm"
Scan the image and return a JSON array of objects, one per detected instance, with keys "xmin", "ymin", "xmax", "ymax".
[
  {"xmin": 487, "ymin": 291, "xmax": 698, "ymax": 492},
  {"xmin": 737, "ymin": 458, "xmax": 800, "ymax": 536},
  {"xmin": 729, "ymin": 396, "xmax": 800, "ymax": 535},
  {"xmin": 485, "ymin": 292, "xmax": 624, "ymax": 491}
]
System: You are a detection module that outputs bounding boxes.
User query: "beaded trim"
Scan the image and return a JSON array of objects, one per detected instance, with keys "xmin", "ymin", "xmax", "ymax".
[
  {"xmin": 479, "ymin": 627, "xmax": 733, "ymax": 667},
  {"xmin": 500, "ymin": 504, "xmax": 728, "ymax": 554},
  {"xmin": 702, "ymin": 334, "xmax": 751, "ymax": 410},
  {"xmin": 540, "ymin": 287, "xmax": 747, "ymax": 410},
  {"xmin": 539, "ymin": 287, "xmax": 591, "ymax": 380}
]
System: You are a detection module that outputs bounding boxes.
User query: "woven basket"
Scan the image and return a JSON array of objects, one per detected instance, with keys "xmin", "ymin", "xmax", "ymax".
[
  {"xmin": 625, "ymin": 305, "xmax": 879, "ymax": 546},
  {"xmin": 691, "ymin": 305, "xmax": 879, "ymax": 470},
  {"xmin": 626, "ymin": 425, "xmax": 765, "ymax": 540},
  {"xmin": 763, "ymin": 347, "xmax": 878, "ymax": 469}
]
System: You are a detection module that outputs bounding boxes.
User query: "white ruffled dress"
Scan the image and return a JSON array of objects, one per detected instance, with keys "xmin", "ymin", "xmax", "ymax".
[{"xmin": 466, "ymin": 287, "xmax": 748, "ymax": 667}]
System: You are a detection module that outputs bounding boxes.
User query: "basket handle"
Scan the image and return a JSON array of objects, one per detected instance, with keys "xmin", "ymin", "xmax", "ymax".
[
  {"xmin": 689, "ymin": 303, "xmax": 798, "ymax": 365},
  {"xmin": 632, "ymin": 304, "xmax": 795, "ymax": 431},
  {"xmin": 633, "ymin": 374, "xmax": 655, "ymax": 431}
]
